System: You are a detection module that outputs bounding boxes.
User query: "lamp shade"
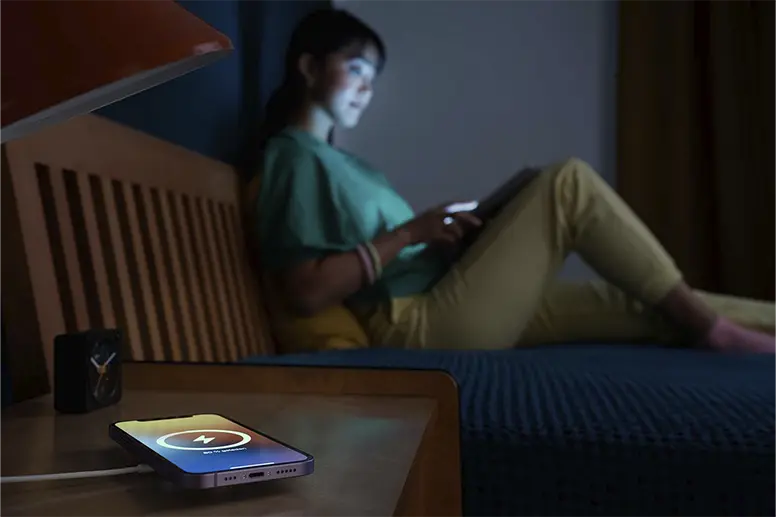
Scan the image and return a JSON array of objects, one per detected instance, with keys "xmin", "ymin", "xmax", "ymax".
[{"xmin": 1, "ymin": 0, "xmax": 233, "ymax": 143}]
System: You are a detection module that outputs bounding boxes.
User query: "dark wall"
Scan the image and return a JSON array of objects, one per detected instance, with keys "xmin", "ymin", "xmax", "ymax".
[
  {"xmin": 98, "ymin": 1, "xmax": 241, "ymax": 165},
  {"xmin": 97, "ymin": 0, "xmax": 327, "ymax": 169}
]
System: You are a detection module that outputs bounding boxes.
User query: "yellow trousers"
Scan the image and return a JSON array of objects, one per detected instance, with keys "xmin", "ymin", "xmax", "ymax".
[{"xmin": 363, "ymin": 158, "xmax": 775, "ymax": 349}]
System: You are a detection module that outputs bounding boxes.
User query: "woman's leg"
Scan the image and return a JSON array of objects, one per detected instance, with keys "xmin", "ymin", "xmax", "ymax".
[
  {"xmin": 518, "ymin": 279, "xmax": 775, "ymax": 347},
  {"xmin": 375, "ymin": 158, "xmax": 774, "ymax": 351}
]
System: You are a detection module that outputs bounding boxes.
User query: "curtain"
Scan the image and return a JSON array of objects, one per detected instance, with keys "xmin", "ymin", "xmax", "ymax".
[{"xmin": 617, "ymin": 0, "xmax": 774, "ymax": 301}]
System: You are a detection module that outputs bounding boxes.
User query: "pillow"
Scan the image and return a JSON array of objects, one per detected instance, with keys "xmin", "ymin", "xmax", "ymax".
[
  {"xmin": 267, "ymin": 293, "xmax": 369, "ymax": 354},
  {"xmin": 244, "ymin": 173, "xmax": 370, "ymax": 354}
]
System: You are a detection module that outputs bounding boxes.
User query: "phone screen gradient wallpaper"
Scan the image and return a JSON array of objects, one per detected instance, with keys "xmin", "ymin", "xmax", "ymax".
[{"xmin": 116, "ymin": 414, "xmax": 309, "ymax": 474}]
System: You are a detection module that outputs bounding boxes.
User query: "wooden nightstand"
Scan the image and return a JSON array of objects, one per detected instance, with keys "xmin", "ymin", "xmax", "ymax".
[{"xmin": 1, "ymin": 363, "xmax": 461, "ymax": 516}]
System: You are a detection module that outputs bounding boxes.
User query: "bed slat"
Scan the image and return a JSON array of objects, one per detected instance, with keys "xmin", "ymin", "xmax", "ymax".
[{"xmin": 3, "ymin": 114, "xmax": 274, "ymax": 392}]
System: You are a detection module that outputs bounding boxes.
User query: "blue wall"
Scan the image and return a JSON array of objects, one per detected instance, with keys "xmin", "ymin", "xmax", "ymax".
[
  {"xmin": 99, "ymin": 1, "xmax": 242, "ymax": 165},
  {"xmin": 98, "ymin": 0, "xmax": 327, "ymax": 169}
]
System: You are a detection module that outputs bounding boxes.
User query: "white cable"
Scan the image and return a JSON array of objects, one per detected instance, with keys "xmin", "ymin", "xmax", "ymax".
[{"xmin": 0, "ymin": 464, "xmax": 152, "ymax": 484}]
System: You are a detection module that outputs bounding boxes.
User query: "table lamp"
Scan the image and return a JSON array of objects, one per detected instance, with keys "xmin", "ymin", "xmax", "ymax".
[
  {"xmin": 0, "ymin": 0, "xmax": 233, "ymax": 403},
  {"xmin": 1, "ymin": 0, "xmax": 234, "ymax": 143}
]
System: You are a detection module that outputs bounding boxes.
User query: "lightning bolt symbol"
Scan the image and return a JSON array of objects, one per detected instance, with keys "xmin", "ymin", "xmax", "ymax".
[{"xmin": 194, "ymin": 435, "xmax": 215, "ymax": 445}]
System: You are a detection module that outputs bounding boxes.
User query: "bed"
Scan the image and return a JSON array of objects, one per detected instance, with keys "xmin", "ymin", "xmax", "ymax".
[{"xmin": 245, "ymin": 345, "xmax": 775, "ymax": 516}]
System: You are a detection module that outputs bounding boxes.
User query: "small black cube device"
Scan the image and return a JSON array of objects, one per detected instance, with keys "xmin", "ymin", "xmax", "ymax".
[{"xmin": 54, "ymin": 329, "xmax": 123, "ymax": 413}]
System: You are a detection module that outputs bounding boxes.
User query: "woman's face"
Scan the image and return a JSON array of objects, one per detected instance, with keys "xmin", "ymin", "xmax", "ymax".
[{"xmin": 307, "ymin": 42, "xmax": 380, "ymax": 129}]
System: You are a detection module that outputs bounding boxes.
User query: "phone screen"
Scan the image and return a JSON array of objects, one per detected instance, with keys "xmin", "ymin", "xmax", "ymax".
[
  {"xmin": 114, "ymin": 414, "xmax": 309, "ymax": 474},
  {"xmin": 445, "ymin": 201, "xmax": 479, "ymax": 214}
]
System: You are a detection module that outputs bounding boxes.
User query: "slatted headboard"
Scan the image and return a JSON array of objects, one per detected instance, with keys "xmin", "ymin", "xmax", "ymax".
[{"xmin": 2, "ymin": 114, "xmax": 274, "ymax": 398}]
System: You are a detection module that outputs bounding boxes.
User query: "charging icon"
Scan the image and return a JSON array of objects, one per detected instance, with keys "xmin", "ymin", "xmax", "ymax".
[
  {"xmin": 156, "ymin": 429, "xmax": 251, "ymax": 451},
  {"xmin": 194, "ymin": 435, "xmax": 215, "ymax": 445}
]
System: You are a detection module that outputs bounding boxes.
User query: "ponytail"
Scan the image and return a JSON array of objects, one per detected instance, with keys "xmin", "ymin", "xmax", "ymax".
[
  {"xmin": 257, "ymin": 79, "xmax": 302, "ymax": 152},
  {"xmin": 257, "ymin": 79, "xmax": 335, "ymax": 151}
]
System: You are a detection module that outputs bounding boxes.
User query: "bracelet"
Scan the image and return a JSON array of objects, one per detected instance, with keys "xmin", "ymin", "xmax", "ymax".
[
  {"xmin": 355, "ymin": 244, "xmax": 376, "ymax": 285},
  {"xmin": 364, "ymin": 241, "xmax": 383, "ymax": 280}
]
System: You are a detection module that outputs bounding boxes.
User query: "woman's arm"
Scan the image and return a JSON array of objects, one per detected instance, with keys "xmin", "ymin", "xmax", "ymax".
[
  {"xmin": 280, "ymin": 228, "xmax": 412, "ymax": 316},
  {"xmin": 278, "ymin": 208, "xmax": 482, "ymax": 316}
]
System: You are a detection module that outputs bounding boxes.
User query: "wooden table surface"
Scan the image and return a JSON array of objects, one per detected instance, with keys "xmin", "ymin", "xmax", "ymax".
[{"xmin": 2, "ymin": 391, "xmax": 435, "ymax": 516}]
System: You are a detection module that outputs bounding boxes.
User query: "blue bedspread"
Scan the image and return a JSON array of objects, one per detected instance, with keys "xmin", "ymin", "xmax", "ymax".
[{"xmin": 244, "ymin": 345, "xmax": 775, "ymax": 516}]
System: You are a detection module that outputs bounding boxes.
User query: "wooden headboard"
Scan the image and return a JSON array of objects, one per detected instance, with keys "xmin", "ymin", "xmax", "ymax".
[{"xmin": 2, "ymin": 114, "xmax": 274, "ymax": 400}]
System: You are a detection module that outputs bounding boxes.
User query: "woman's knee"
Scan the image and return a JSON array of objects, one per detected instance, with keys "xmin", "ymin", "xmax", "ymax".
[
  {"xmin": 545, "ymin": 157, "xmax": 600, "ymax": 181},
  {"xmin": 539, "ymin": 157, "xmax": 612, "ymax": 200}
]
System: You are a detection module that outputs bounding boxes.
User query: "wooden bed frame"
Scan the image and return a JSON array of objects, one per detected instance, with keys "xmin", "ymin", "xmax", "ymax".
[
  {"xmin": 3, "ymin": 114, "xmax": 274, "ymax": 377},
  {"xmin": 1, "ymin": 114, "xmax": 462, "ymax": 515}
]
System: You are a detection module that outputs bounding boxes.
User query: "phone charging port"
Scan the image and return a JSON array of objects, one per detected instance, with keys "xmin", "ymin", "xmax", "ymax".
[{"xmin": 248, "ymin": 471, "xmax": 265, "ymax": 478}]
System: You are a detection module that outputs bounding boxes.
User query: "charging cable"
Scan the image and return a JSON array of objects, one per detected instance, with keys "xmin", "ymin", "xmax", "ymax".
[{"xmin": 1, "ymin": 464, "xmax": 153, "ymax": 484}]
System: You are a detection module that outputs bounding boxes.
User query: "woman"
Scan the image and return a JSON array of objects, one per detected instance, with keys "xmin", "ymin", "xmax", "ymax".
[{"xmin": 253, "ymin": 8, "xmax": 775, "ymax": 353}]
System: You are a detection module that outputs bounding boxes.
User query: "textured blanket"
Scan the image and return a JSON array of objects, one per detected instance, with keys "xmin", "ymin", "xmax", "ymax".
[{"xmin": 245, "ymin": 345, "xmax": 775, "ymax": 516}]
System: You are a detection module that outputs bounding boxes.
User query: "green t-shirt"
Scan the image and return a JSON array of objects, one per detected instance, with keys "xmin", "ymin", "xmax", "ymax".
[{"xmin": 254, "ymin": 128, "xmax": 448, "ymax": 305}]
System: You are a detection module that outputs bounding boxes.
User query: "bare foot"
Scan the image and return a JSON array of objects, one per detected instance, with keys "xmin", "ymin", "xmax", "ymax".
[{"xmin": 705, "ymin": 317, "xmax": 776, "ymax": 354}]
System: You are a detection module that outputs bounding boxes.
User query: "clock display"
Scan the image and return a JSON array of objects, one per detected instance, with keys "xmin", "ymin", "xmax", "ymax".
[{"xmin": 88, "ymin": 340, "xmax": 120, "ymax": 403}]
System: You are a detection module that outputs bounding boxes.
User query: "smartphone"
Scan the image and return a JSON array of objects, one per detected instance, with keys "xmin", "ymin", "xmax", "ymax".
[{"xmin": 109, "ymin": 413, "xmax": 314, "ymax": 489}]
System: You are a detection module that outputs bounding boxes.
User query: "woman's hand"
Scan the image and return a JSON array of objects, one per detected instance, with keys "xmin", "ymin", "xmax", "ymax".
[
  {"xmin": 400, "ymin": 204, "xmax": 482, "ymax": 246},
  {"xmin": 279, "ymin": 205, "xmax": 480, "ymax": 317}
]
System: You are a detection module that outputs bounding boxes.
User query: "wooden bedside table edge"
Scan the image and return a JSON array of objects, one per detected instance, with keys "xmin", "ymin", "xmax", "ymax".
[
  {"xmin": 395, "ymin": 401, "xmax": 460, "ymax": 517},
  {"xmin": 123, "ymin": 362, "xmax": 463, "ymax": 516}
]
